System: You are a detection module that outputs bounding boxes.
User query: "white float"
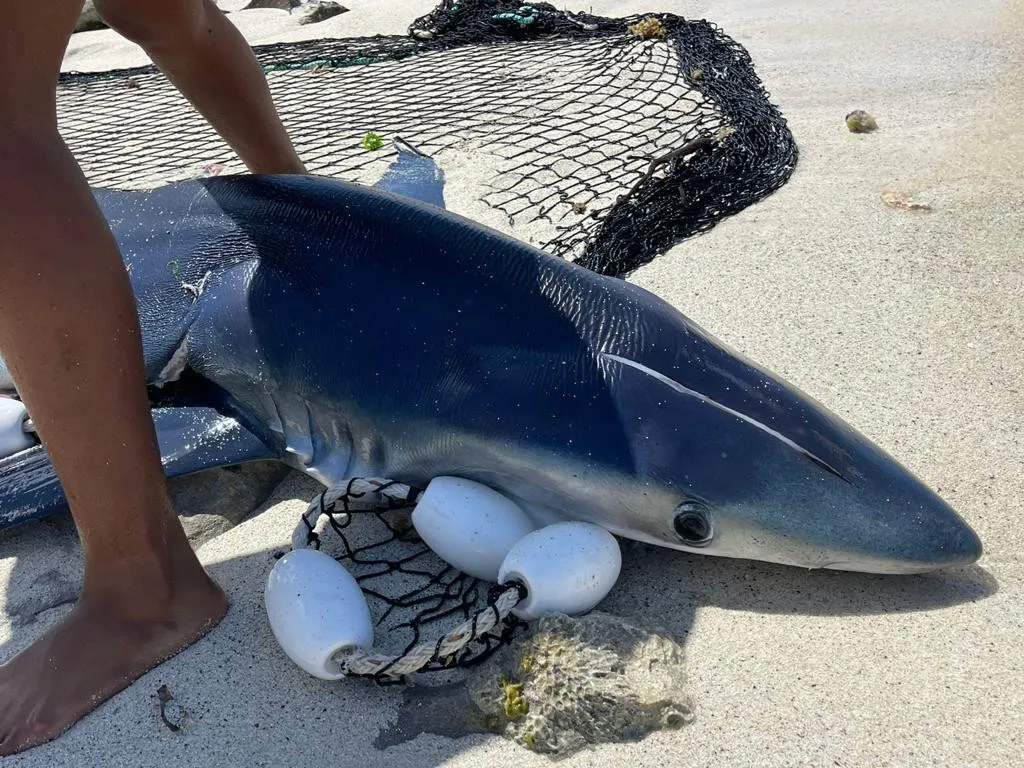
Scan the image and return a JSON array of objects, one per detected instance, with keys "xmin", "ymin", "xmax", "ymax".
[
  {"xmin": 0, "ymin": 398, "xmax": 33, "ymax": 458},
  {"xmin": 264, "ymin": 548, "xmax": 373, "ymax": 680},
  {"xmin": 498, "ymin": 521, "xmax": 622, "ymax": 620},
  {"xmin": 411, "ymin": 476, "xmax": 536, "ymax": 581},
  {"xmin": 267, "ymin": 480, "xmax": 623, "ymax": 681}
]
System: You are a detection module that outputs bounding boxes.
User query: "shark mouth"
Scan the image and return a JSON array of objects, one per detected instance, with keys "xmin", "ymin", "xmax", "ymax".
[{"xmin": 600, "ymin": 353, "xmax": 847, "ymax": 482}]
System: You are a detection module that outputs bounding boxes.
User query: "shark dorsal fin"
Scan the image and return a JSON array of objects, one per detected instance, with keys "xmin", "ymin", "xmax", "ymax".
[{"xmin": 372, "ymin": 137, "xmax": 447, "ymax": 209}]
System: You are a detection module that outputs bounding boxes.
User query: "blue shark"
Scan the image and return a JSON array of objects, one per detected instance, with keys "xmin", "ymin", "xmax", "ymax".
[{"xmin": 0, "ymin": 142, "xmax": 982, "ymax": 574}]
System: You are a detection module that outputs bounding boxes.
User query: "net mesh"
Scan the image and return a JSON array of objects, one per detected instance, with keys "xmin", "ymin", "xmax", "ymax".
[
  {"xmin": 292, "ymin": 479, "xmax": 528, "ymax": 682},
  {"xmin": 56, "ymin": 0, "xmax": 797, "ymax": 276}
]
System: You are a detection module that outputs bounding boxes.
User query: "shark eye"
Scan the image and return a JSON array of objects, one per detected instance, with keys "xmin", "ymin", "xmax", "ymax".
[{"xmin": 673, "ymin": 501, "xmax": 714, "ymax": 547}]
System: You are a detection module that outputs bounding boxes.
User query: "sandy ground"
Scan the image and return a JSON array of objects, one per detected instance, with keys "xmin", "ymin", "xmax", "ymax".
[{"xmin": 0, "ymin": 0, "xmax": 1020, "ymax": 765}]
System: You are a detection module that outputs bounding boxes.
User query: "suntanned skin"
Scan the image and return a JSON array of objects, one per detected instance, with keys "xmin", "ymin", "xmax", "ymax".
[{"xmin": 0, "ymin": 0, "xmax": 305, "ymax": 755}]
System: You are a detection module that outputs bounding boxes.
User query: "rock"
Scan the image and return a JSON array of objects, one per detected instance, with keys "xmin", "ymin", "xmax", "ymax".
[
  {"xmin": 75, "ymin": 1, "xmax": 108, "ymax": 33},
  {"xmin": 169, "ymin": 461, "xmax": 292, "ymax": 546},
  {"xmin": 295, "ymin": 1, "xmax": 348, "ymax": 25},
  {"xmin": 243, "ymin": 0, "xmax": 299, "ymax": 9},
  {"xmin": 845, "ymin": 109, "xmax": 878, "ymax": 133}
]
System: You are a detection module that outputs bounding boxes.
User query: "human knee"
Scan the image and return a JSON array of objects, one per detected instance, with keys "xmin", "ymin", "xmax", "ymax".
[{"xmin": 95, "ymin": 0, "xmax": 209, "ymax": 48}]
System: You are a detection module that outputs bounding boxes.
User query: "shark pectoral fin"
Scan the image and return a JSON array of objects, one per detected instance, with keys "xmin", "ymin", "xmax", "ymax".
[
  {"xmin": 152, "ymin": 406, "xmax": 277, "ymax": 477},
  {"xmin": 372, "ymin": 137, "xmax": 447, "ymax": 209},
  {"xmin": 0, "ymin": 406, "xmax": 278, "ymax": 533},
  {"xmin": 0, "ymin": 446, "xmax": 66, "ymax": 532}
]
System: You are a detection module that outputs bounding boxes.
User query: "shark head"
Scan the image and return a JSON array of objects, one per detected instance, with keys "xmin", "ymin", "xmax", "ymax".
[{"xmin": 596, "ymin": 337, "xmax": 982, "ymax": 575}]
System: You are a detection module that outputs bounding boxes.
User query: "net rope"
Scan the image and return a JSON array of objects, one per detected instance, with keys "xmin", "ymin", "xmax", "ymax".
[{"xmin": 57, "ymin": 0, "xmax": 797, "ymax": 276}]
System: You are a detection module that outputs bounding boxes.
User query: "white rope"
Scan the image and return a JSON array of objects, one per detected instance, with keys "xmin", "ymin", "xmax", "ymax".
[
  {"xmin": 335, "ymin": 584, "xmax": 523, "ymax": 679},
  {"xmin": 291, "ymin": 476, "xmax": 526, "ymax": 681},
  {"xmin": 291, "ymin": 477, "xmax": 420, "ymax": 552}
]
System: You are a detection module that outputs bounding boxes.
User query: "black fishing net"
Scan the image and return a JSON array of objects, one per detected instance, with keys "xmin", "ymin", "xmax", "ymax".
[
  {"xmin": 56, "ymin": 0, "xmax": 797, "ymax": 276},
  {"xmin": 290, "ymin": 478, "xmax": 529, "ymax": 683}
]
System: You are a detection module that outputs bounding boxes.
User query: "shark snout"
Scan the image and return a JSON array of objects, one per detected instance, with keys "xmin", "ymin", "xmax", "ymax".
[
  {"xmin": 728, "ymin": 438, "xmax": 985, "ymax": 574},
  {"xmin": 703, "ymin": 471, "xmax": 983, "ymax": 575},
  {"xmin": 832, "ymin": 482, "xmax": 982, "ymax": 573}
]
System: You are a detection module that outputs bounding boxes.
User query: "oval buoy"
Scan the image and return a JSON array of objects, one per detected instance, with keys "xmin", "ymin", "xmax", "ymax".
[
  {"xmin": 498, "ymin": 521, "xmax": 621, "ymax": 620},
  {"xmin": 412, "ymin": 476, "xmax": 535, "ymax": 582},
  {"xmin": 265, "ymin": 548, "xmax": 373, "ymax": 680}
]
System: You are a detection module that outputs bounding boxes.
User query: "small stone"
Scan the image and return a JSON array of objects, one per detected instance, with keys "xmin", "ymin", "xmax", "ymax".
[
  {"xmin": 294, "ymin": 1, "xmax": 348, "ymax": 25},
  {"xmin": 846, "ymin": 110, "xmax": 878, "ymax": 133},
  {"xmin": 243, "ymin": 0, "xmax": 299, "ymax": 9},
  {"xmin": 74, "ymin": 1, "xmax": 107, "ymax": 33}
]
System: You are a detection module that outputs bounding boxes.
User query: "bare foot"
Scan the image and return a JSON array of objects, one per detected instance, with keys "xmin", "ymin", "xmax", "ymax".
[{"xmin": 0, "ymin": 561, "xmax": 227, "ymax": 756}]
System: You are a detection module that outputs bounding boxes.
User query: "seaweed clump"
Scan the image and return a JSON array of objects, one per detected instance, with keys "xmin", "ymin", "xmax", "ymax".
[{"xmin": 627, "ymin": 16, "xmax": 666, "ymax": 40}]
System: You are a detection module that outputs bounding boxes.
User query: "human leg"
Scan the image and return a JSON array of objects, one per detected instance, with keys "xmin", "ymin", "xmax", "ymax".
[{"xmin": 0, "ymin": 2, "xmax": 226, "ymax": 756}]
